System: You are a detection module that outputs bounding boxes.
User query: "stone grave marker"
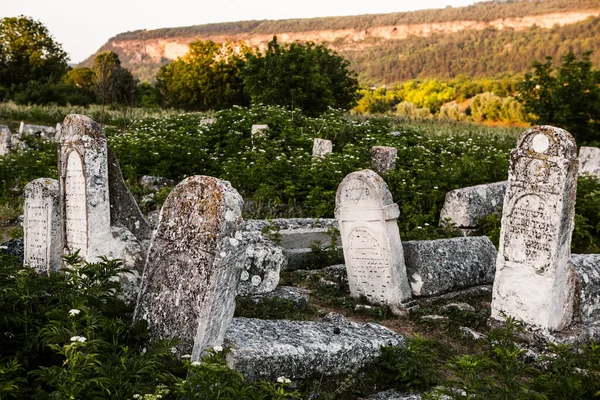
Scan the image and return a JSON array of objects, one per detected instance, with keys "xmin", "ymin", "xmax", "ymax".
[
  {"xmin": 492, "ymin": 126, "xmax": 578, "ymax": 331},
  {"xmin": 251, "ymin": 124, "xmax": 269, "ymax": 138},
  {"xmin": 312, "ymin": 138, "xmax": 332, "ymax": 159},
  {"xmin": 579, "ymin": 146, "xmax": 600, "ymax": 179},
  {"xmin": 335, "ymin": 169, "xmax": 412, "ymax": 309},
  {"xmin": 134, "ymin": 175, "xmax": 244, "ymax": 359},
  {"xmin": 0, "ymin": 125, "xmax": 11, "ymax": 156},
  {"xmin": 58, "ymin": 115, "xmax": 147, "ymax": 301},
  {"xmin": 23, "ymin": 178, "xmax": 61, "ymax": 274},
  {"xmin": 371, "ymin": 146, "xmax": 397, "ymax": 173}
]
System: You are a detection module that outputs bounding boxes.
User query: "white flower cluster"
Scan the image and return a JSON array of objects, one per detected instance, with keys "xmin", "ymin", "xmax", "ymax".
[
  {"xmin": 70, "ymin": 336, "xmax": 86, "ymax": 343},
  {"xmin": 69, "ymin": 309, "xmax": 81, "ymax": 316},
  {"xmin": 276, "ymin": 376, "xmax": 291, "ymax": 384}
]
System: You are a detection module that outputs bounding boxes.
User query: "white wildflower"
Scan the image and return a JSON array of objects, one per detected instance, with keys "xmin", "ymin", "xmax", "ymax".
[
  {"xmin": 70, "ymin": 336, "xmax": 86, "ymax": 343},
  {"xmin": 277, "ymin": 376, "xmax": 291, "ymax": 384},
  {"xmin": 69, "ymin": 309, "xmax": 81, "ymax": 316},
  {"xmin": 181, "ymin": 354, "xmax": 192, "ymax": 359},
  {"xmin": 191, "ymin": 361, "xmax": 201, "ymax": 366},
  {"xmin": 213, "ymin": 345, "xmax": 223, "ymax": 353}
]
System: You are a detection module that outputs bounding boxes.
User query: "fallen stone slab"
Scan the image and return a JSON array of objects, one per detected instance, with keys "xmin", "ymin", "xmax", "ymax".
[
  {"xmin": 244, "ymin": 218, "xmax": 338, "ymax": 232},
  {"xmin": 365, "ymin": 390, "xmax": 421, "ymax": 400},
  {"xmin": 224, "ymin": 315, "xmax": 404, "ymax": 381},
  {"xmin": 19, "ymin": 122, "xmax": 56, "ymax": 139},
  {"xmin": 279, "ymin": 227, "xmax": 340, "ymax": 249},
  {"xmin": 439, "ymin": 181, "xmax": 506, "ymax": 228},
  {"xmin": 246, "ymin": 286, "xmax": 311, "ymax": 310},
  {"xmin": 404, "ymin": 236, "xmax": 496, "ymax": 297}
]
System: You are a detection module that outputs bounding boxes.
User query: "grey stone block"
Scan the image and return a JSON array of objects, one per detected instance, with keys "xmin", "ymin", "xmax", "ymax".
[
  {"xmin": 404, "ymin": 236, "xmax": 496, "ymax": 297},
  {"xmin": 224, "ymin": 316, "xmax": 404, "ymax": 380},
  {"xmin": 439, "ymin": 181, "xmax": 506, "ymax": 228}
]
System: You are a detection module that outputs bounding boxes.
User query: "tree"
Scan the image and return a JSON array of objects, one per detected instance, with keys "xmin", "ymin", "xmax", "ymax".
[
  {"xmin": 518, "ymin": 51, "xmax": 600, "ymax": 144},
  {"xmin": 0, "ymin": 15, "xmax": 69, "ymax": 100},
  {"xmin": 241, "ymin": 37, "xmax": 359, "ymax": 116},
  {"xmin": 156, "ymin": 40, "xmax": 249, "ymax": 111}
]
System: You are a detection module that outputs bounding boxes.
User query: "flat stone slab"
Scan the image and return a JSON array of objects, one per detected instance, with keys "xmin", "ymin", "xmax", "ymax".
[
  {"xmin": 247, "ymin": 286, "xmax": 311, "ymax": 309},
  {"xmin": 439, "ymin": 181, "xmax": 507, "ymax": 228},
  {"xmin": 279, "ymin": 227, "xmax": 340, "ymax": 249},
  {"xmin": 404, "ymin": 236, "xmax": 497, "ymax": 297},
  {"xmin": 244, "ymin": 218, "xmax": 338, "ymax": 232},
  {"xmin": 224, "ymin": 316, "xmax": 404, "ymax": 380}
]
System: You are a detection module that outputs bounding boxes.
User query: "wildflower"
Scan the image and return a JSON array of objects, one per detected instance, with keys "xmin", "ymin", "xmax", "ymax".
[
  {"xmin": 70, "ymin": 336, "xmax": 86, "ymax": 343},
  {"xmin": 191, "ymin": 361, "xmax": 201, "ymax": 366},
  {"xmin": 69, "ymin": 309, "xmax": 81, "ymax": 316},
  {"xmin": 213, "ymin": 345, "xmax": 223, "ymax": 352},
  {"xmin": 181, "ymin": 354, "xmax": 192, "ymax": 359},
  {"xmin": 277, "ymin": 376, "xmax": 292, "ymax": 384}
]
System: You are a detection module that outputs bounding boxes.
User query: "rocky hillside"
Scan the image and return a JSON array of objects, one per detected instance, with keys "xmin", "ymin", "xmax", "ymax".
[{"xmin": 82, "ymin": 0, "xmax": 600, "ymax": 83}]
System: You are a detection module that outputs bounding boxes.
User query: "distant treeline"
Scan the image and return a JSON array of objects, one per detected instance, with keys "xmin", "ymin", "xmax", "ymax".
[
  {"xmin": 110, "ymin": 0, "xmax": 598, "ymax": 41},
  {"xmin": 343, "ymin": 15, "xmax": 600, "ymax": 84}
]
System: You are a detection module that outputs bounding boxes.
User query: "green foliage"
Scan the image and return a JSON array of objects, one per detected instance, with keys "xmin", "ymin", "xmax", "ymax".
[
  {"xmin": 518, "ymin": 51, "xmax": 600, "ymax": 144},
  {"xmin": 242, "ymin": 37, "xmax": 359, "ymax": 115},
  {"xmin": 156, "ymin": 40, "xmax": 249, "ymax": 111},
  {"xmin": 0, "ymin": 16, "xmax": 68, "ymax": 100},
  {"xmin": 308, "ymin": 226, "xmax": 344, "ymax": 269}
]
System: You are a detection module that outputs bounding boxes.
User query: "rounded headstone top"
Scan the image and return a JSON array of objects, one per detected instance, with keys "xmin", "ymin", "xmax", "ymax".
[
  {"xmin": 516, "ymin": 125, "xmax": 577, "ymax": 159},
  {"xmin": 24, "ymin": 178, "xmax": 59, "ymax": 196},
  {"xmin": 60, "ymin": 114, "xmax": 105, "ymax": 143},
  {"xmin": 335, "ymin": 169, "xmax": 394, "ymax": 214}
]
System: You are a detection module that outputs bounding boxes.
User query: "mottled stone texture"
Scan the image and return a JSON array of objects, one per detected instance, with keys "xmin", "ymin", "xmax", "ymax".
[
  {"xmin": 335, "ymin": 169, "xmax": 412, "ymax": 308},
  {"xmin": 492, "ymin": 126, "xmax": 578, "ymax": 331},
  {"xmin": 107, "ymin": 147, "xmax": 151, "ymax": 245},
  {"xmin": 19, "ymin": 122, "xmax": 56, "ymax": 139},
  {"xmin": 0, "ymin": 125, "xmax": 11, "ymax": 156},
  {"xmin": 139, "ymin": 175, "xmax": 174, "ymax": 192},
  {"xmin": 224, "ymin": 316, "xmax": 404, "ymax": 380},
  {"xmin": 244, "ymin": 218, "xmax": 337, "ymax": 232},
  {"xmin": 312, "ymin": 138, "xmax": 333, "ymax": 159},
  {"xmin": 237, "ymin": 231, "xmax": 285, "ymax": 295},
  {"xmin": 404, "ymin": 236, "xmax": 497, "ymax": 297},
  {"xmin": 246, "ymin": 286, "xmax": 311, "ymax": 310},
  {"xmin": 23, "ymin": 178, "xmax": 61, "ymax": 274},
  {"xmin": 0, "ymin": 239, "xmax": 23, "ymax": 261},
  {"xmin": 572, "ymin": 254, "xmax": 600, "ymax": 326},
  {"xmin": 579, "ymin": 146, "xmax": 600, "ymax": 179},
  {"xmin": 370, "ymin": 146, "xmax": 398, "ymax": 173},
  {"xmin": 59, "ymin": 115, "xmax": 147, "ymax": 303},
  {"xmin": 135, "ymin": 176, "xmax": 244, "ymax": 359},
  {"xmin": 439, "ymin": 181, "xmax": 507, "ymax": 228},
  {"xmin": 251, "ymin": 124, "xmax": 269, "ymax": 138}
]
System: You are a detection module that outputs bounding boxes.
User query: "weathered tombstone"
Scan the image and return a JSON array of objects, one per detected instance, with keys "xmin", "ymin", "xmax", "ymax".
[
  {"xmin": 579, "ymin": 146, "xmax": 600, "ymax": 179},
  {"xmin": 251, "ymin": 124, "xmax": 269, "ymax": 138},
  {"xmin": 23, "ymin": 178, "xmax": 61, "ymax": 274},
  {"xmin": 312, "ymin": 138, "xmax": 332, "ymax": 159},
  {"xmin": 199, "ymin": 118, "xmax": 216, "ymax": 126},
  {"xmin": 370, "ymin": 146, "xmax": 398, "ymax": 173},
  {"xmin": 58, "ymin": 115, "xmax": 147, "ymax": 290},
  {"xmin": 237, "ymin": 231, "xmax": 285, "ymax": 295},
  {"xmin": 0, "ymin": 125, "xmax": 11, "ymax": 156},
  {"xmin": 439, "ymin": 181, "xmax": 507, "ymax": 229},
  {"xmin": 491, "ymin": 126, "xmax": 578, "ymax": 331},
  {"xmin": 335, "ymin": 169, "xmax": 412, "ymax": 310},
  {"xmin": 134, "ymin": 175, "xmax": 244, "ymax": 359}
]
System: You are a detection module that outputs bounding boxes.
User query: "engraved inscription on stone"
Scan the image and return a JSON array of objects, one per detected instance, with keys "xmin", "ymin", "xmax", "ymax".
[
  {"xmin": 504, "ymin": 194, "xmax": 553, "ymax": 272},
  {"xmin": 65, "ymin": 151, "xmax": 88, "ymax": 257},
  {"xmin": 343, "ymin": 180, "xmax": 377, "ymax": 208},
  {"xmin": 25, "ymin": 202, "xmax": 49, "ymax": 269},
  {"xmin": 348, "ymin": 227, "xmax": 391, "ymax": 301}
]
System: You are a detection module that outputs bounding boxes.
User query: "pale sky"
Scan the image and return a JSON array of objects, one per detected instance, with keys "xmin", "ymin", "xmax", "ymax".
[{"xmin": 3, "ymin": 0, "xmax": 475, "ymax": 64}]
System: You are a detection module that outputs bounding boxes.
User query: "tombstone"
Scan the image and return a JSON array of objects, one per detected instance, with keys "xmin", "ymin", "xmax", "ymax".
[
  {"xmin": 134, "ymin": 175, "xmax": 244, "ymax": 359},
  {"xmin": 0, "ymin": 125, "xmax": 11, "ymax": 156},
  {"xmin": 58, "ymin": 115, "xmax": 147, "ymax": 297},
  {"xmin": 19, "ymin": 122, "xmax": 55, "ymax": 138},
  {"xmin": 439, "ymin": 181, "xmax": 507, "ymax": 229},
  {"xmin": 199, "ymin": 118, "xmax": 216, "ymax": 126},
  {"xmin": 23, "ymin": 178, "xmax": 61, "ymax": 274},
  {"xmin": 251, "ymin": 124, "xmax": 269, "ymax": 138},
  {"xmin": 312, "ymin": 138, "xmax": 332, "ymax": 159},
  {"xmin": 491, "ymin": 126, "xmax": 578, "ymax": 331},
  {"xmin": 237, "ymin": 231, "xmax": 285, "ymax": 295},
  {"xmin": 579, "ymin": 146, "xmax": 600, "ymax": 179},
  {"xmin": 335, "ymin": 169, "xmax": 412, "ymax": 310},
  {"xmin": 370, "ymin": 146, "xmax": 398, "ymax": 173}
]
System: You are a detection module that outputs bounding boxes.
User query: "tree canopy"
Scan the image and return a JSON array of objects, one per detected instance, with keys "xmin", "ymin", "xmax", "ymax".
[
  {"xmin": 0, "ymin": 15, "xmax": 69, "ymax": 99},
  {"xmin": 241, "ymin": 37, "xmax": 359, "ymax": 115},
  {"xmin": 156, "ymin": 40, "xmax": 249, "ymax": 111},
  {"xmin": 518, "ymin": 51, "xmax": 600, "ymax": 144}
]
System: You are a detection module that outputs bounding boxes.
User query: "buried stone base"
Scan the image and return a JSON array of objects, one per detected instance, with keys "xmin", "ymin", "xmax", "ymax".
[{"xmin": 224, "ymin": 314, "xmax": 404, "ymax": 381}]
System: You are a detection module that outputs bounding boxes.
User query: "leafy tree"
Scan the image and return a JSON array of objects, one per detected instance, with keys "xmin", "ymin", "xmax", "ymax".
[
  {"xmin": 156, "ymin": 40, "xmax": 249, "ymax": 111},
  {"xmin": 0, "ymin": 15, "xmax": 68, "ymax": 99},
  {"xmin": 242, "ymin": 36, "xmax": 359, "ymax": 116},
  {"xmin": 518, "ymin": 51, "xmax": 600, "ymax": 144},
  {"xmin": 63, "ymin": 67, "xmax": 95, "ymax": 91}
]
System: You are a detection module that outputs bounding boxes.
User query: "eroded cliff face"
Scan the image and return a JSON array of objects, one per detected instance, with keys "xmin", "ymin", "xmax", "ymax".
[{"xmin": 109, "ymin": 10, "xmax": 600, "ymax": 63}]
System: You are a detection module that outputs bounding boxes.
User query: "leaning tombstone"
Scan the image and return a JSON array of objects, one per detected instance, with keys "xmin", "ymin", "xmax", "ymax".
[
  {"xmin": 312, "ymin": 138, "xmax": 333, "ymax": 159},
  {"xmin": 491, "ymin": 126, "xmax": 578, "ymax": 331},
  {"xmin": 23, "ymin": 178, "xmax": 61, "ymax": 274},
  {"xmin": 134, "ymin": 175, "xmax": 244, "ymax": 359},
  {"xmin": 370, "ymin": 146, "xmax": 398, "ymax": 173},
  {"xmin": 58, "ymin": 115, "xmax": 147, "ymax": 300},
  {"xmin": 579, "ymin": 146, "xmax": 600, "ymax": 180},
  {"xmin": 335, "ymin": 169, "xmax": 412, "ymax": 311},
  {"xmin": 0, "ymin": 125, "xmax": 11, "ymax": 156}
]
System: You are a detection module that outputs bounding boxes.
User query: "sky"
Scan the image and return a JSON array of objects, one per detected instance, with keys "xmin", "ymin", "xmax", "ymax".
[{"xmin": 3, "ymin": 0, "xmax": 475, "ymax": 64}]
